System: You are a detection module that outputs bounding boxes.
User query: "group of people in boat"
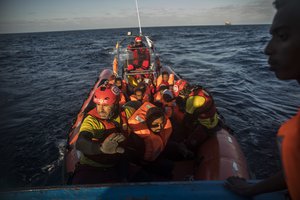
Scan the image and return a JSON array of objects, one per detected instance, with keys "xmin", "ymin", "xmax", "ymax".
[{"xmin": 71, "ymin": 66, "xmax": 223, "ymax": 184}]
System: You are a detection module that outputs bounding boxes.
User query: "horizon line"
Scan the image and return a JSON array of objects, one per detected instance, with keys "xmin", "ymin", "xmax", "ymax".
[{"xmin": 0, "ymin": 23, "xmax": 271, "ymax": 35}]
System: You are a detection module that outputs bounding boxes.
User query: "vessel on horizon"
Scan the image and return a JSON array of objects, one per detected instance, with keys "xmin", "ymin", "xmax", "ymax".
[{"xmin": 225, "ymin": 20, "xmax": 232, "ymax": 26}]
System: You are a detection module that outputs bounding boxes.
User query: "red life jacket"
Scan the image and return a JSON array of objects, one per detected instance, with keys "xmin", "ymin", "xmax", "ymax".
[
  {"xmin": 132, "ymin": 48, "xmax": 150, "ymax": 69},
  {"xmin": 173, "ymin": 104, "xmax": 185, "ymax": 123},
  {"xmin": 189, "ymin": 88, "xmax": 217, "ymax": 119},
  {"xmin": 82, "ymin": 108, "xmax": 126, "ymax": 164},
  {"xmin": 88, "ymin": 108, "xmax": 121, "ymax": 135}
]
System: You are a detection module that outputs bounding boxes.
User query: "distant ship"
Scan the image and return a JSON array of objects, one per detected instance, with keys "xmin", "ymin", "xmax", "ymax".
[{"xmin": 225, "ymin": 21, "xmax": 232, "ymax": 26}]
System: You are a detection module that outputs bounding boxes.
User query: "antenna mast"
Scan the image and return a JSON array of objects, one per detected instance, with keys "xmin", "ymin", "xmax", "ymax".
[{"xmin": 135, "ymin": 0, "xmax": 142, "ymax": 36}]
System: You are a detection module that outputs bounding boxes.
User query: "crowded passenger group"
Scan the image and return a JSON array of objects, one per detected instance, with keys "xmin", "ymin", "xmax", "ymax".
[{"xmin": 71, "ymin": 36, "xmax": 223, "ymax": 184}]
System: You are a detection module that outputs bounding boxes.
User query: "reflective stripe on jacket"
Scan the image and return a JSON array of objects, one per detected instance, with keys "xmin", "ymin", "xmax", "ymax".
[
  {"xmin": 186, "ymin": 88, "xmax": 219, "ymax": 129},
  {"xmin": 78, "ymin": 108, "xmax": 122, "ymax": 167}
]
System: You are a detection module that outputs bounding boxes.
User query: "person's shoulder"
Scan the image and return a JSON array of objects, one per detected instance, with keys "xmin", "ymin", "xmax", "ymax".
[
  {"xmin": 82, "ymin": 115, "xmax": 105, "ymax": 130},
  {"xmin": 83, "ymin": 114, "xmax": 97, "ymax": 123}
]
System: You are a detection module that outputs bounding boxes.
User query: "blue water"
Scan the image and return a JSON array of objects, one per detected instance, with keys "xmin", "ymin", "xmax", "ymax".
[{"xmin": 0, "ymin": 25, "xmax": 299, "ymax": 188}]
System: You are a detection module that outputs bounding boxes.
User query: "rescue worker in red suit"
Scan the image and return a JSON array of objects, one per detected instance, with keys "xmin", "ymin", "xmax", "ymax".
[
  {"xmin": 127, "ymin": 36, "xmax": 150, "ymax": 70},
  {"xmin": 170, "ymin": 84, "xmax": 221, "ymax": 156},
  {"xmin": 182, "ymin": 86, "xmax": 221, "ymax": 149},
  {"xmin": 72, "ymin": 84, "xmax": 127, "ymax": 184},
  {"xmin": 225, "ymin": 1, "xmax": 300, "ymax": 199}
]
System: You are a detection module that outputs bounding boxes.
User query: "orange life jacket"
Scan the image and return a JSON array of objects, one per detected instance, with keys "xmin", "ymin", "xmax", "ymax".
[
  {"xmin": 156, "ymin": 74, "xmax": 174, "ymax": 89},
  {"xmin": 130, "ymin": 93, "xmax": 150, "ymax": 103},
  {"xmin": 130, "ymin": 94, "xmax": 141, "ymax": 102},
  {"xmin": 113, "ymin": 57, "xmax": 118, "ymax": 75},
  {"xmin": 119, "ymin": 92, "xmax": 126, "ymax": 106},
  {"xmin": 154, "ymin": 92, "xmax": 162, "ymax": 102},
  {"xmin": 127, "ymin": 102, "xmax": 172, "ymax": 161},
  {"xmin": 277, "ymin": 110, "xmax": 300, "ymax": 200}
]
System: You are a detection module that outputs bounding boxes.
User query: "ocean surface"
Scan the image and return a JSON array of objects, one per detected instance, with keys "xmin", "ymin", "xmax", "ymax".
[{"xmin": 0, "ymin": 25, "xmax": 299, "ymax": 189}]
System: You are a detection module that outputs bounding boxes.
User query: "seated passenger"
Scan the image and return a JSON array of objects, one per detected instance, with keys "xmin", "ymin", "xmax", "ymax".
[
  {"xmin": 154, "ymin": 85, "xmax": 169, "ymax": 103},
  {"xmin": 130, "ymin": 82, "xmax": 152, "ymax": 102},
  {"xmin": 156, "ymin": 71, "xmax": 174, "ymax": 90},
  {"xmin": 127, "ymin": 36, "xmax": 150, "ymax": 70},
  {"xmin": 153, "ymin": 89, "xmax": 190, "ymax": 156},
  {"xmin": 114, "ymin": 77, "xmax": 128, "ymax": 105},
  {"xmin": 126, "ymin": 103, "xmax": 173, "ymax": 179},
  {"xmin": 121, "ymin": 101, "xmax": 143, "ymax": 135},
  {"xmin": 160, "ymin": 89, "xmax": 176, "ymax": 118},
  {"xmin": 115, "ymin": 77, "xmax": 127, "ymax": 94},
  {"xmin": 130, "ymin": 88, "xmax": 144, "ymax": 102},
  {"xmin": 183, "ymin": 87, "xmax": 221, "ymax": 149},
  {"xmin": 143, "ymin": 77, "xmax": 156, "ymax": 96},
  {"xmin": 138, "ymin": 81, "xmax": 153, "ymax": 101},
  {"xmin": 172, "ymin": 82, "xmax": 220, "ymax": 149},
  {"xmin": 185, "ymin": 87, "xmax": 220, "ymax": 130},
  {"xmin": 122, "ymin": 101, "xmax": 142, "ymax": 116},
  {"xmin": 173, "ymin": 79, "xmax": 189, "ymax": 98},
  {"xmin": 126, "ymin": 74, "xmax": 145, "ymax": 94},
  {"xmin": 172, "ymin": 79, "xmax": 190, "ymax": 113},
  {"xmin": 72, "ymin": 84, "xmax": 127, "ymax": 184}
]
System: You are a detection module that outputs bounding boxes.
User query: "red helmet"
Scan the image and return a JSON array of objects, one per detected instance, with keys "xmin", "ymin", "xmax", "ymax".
[
  {"xmin": 93, "ymin": 84, "xmax": 120, "ymax": 105},
  {"xmin": 135, "ymin": 36, "xmax": 142, "ymax": 43},
  {"xmin": 173, "ymin": 79, "xmax": 188, "ymax": 97}
]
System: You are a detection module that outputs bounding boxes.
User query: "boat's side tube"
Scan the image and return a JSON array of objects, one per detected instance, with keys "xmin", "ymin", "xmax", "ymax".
[{"xmin": 195, "ymin": 129, "xmax": 249, "ymax": 180}]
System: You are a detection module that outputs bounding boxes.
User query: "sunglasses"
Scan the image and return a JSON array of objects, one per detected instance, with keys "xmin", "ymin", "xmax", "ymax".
[{"xmin": 149, "ymin": 119, "xmax": 166, "ymax": 128}]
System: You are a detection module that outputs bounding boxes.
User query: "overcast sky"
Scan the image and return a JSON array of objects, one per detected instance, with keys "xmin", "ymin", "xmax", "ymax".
[{"xmin": 0, "ymin": 0, "xmax": 276, "ymax": 34}]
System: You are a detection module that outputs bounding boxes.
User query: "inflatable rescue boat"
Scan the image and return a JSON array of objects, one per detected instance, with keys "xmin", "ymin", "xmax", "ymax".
[{"xmin": 64, "ymin": 34, "xmax": 249, "ymax": 182}]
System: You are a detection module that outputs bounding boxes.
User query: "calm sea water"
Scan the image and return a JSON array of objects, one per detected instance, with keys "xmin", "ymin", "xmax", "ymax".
[{"xmin": 0, "ymin": 25, "xmax": 299, "ymax": 188}]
